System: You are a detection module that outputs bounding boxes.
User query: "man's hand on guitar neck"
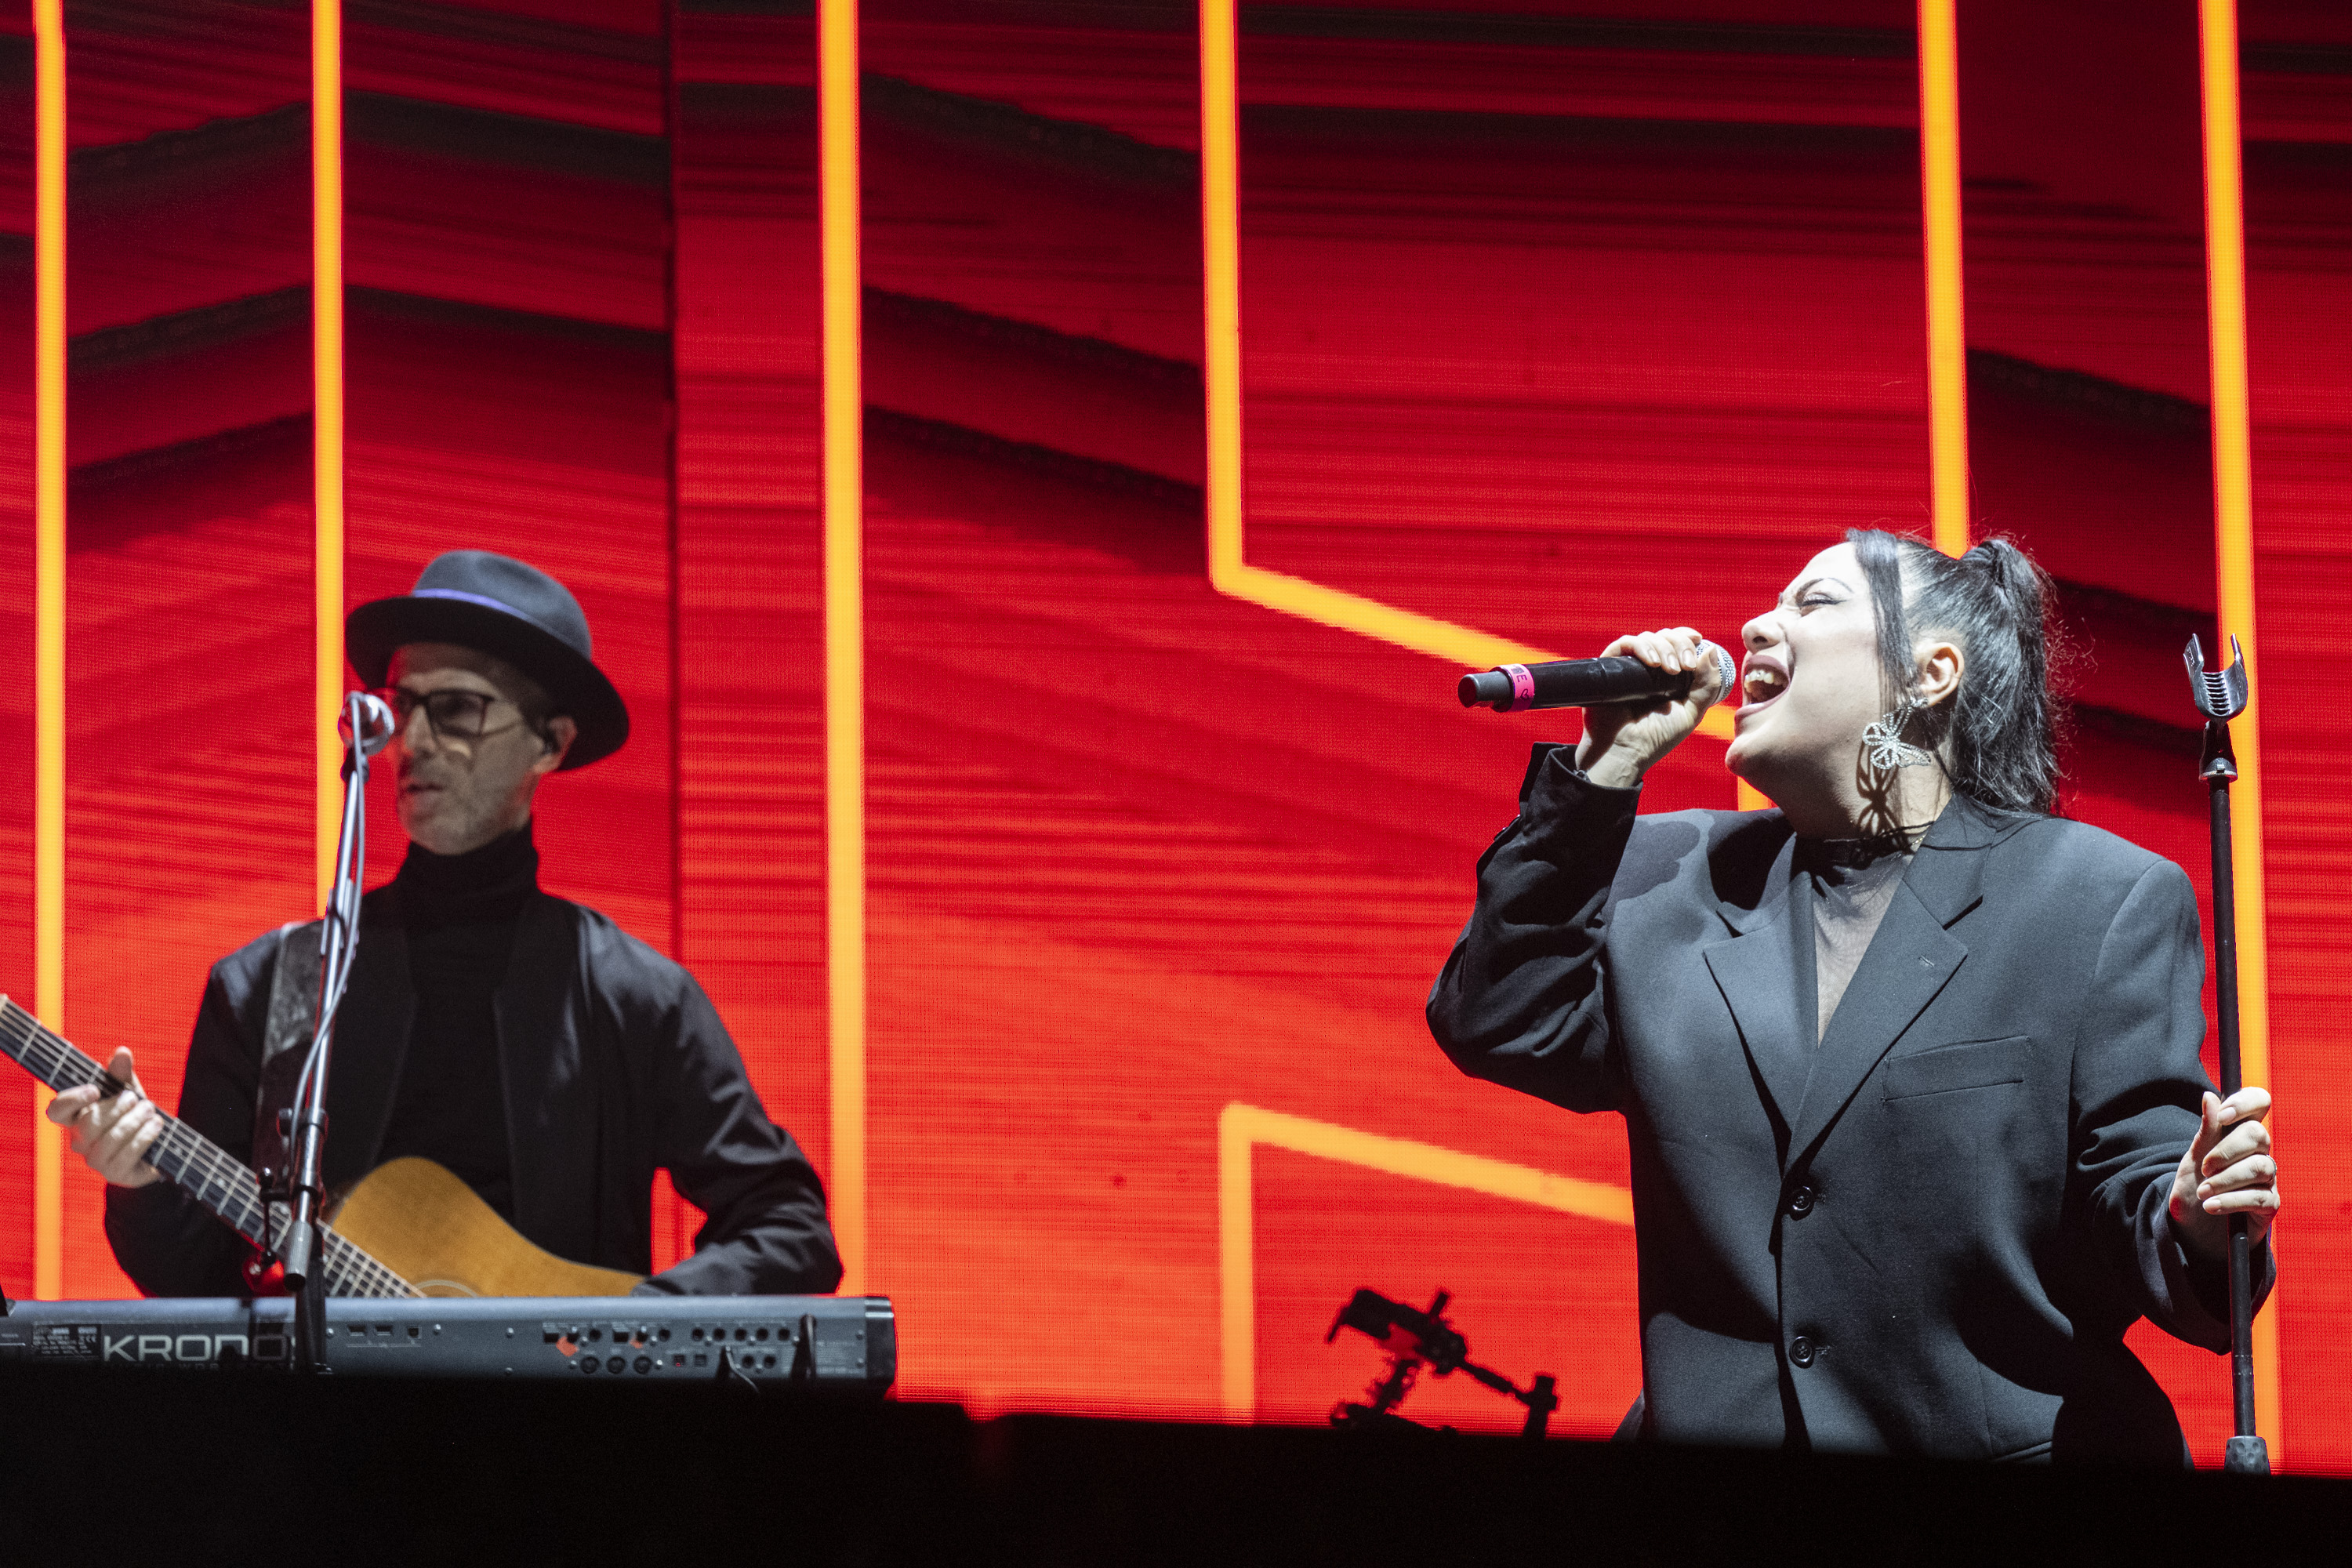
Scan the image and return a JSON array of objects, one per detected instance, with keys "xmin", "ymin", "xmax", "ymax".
[{"xmin": 46, "ymin": 1047, "xmax": 162, "ymax": 1189}]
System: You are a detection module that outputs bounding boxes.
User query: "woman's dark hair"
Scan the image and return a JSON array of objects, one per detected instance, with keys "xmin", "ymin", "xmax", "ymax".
[{"xmin": 1846, "ymin": 528, "xmax": 2064, "ymax": 816}]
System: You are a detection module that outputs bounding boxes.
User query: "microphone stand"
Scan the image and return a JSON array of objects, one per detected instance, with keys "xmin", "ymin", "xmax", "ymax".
[
  {"xmin": 281, "ymin": 692, "xmax": 389, "ymax": 1374},
  {"xmin": 2184, "ymin": 634, "xmax": 2269, "ymax": 1475},
  {"xmin": 1326, "ymin": 1287, "xmax": 1560, "ymax": 1439}
]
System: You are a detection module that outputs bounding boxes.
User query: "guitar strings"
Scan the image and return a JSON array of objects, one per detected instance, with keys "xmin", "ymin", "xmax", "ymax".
[{"xmin": 0, "ymin": 1000, "xmax": 417, "ymax": 1298}]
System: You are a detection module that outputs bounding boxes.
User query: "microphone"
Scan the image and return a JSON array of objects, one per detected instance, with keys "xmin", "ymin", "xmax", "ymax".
[
  {"xmin": 1459, "ymin": 643, "xmax": 1737, "ymax": 713},
  {"xmin": 340, "ymin": 691, "xmax": 398, "ymax": 758}
]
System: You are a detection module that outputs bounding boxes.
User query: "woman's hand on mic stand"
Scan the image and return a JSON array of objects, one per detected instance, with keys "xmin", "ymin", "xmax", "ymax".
[
  {"xmin": 2168, "ymin": 1087, "xmax": 2279, "ymax": 1263},
  {"xmin": 1574, "ymin": 626, "xmax": 1726, "ymax": 789}
]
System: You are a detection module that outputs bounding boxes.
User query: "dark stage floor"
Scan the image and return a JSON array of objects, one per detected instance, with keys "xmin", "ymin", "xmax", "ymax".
[{"xmin": 5, "ymin": 1363, "xmax": 2339, "ymax": 1564}]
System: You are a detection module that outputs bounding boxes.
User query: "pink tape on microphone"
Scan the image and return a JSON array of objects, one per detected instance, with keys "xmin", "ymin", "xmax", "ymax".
[{"xmin": 1499, "ymin": 664, "xmax": 1537, "ymax": 713}]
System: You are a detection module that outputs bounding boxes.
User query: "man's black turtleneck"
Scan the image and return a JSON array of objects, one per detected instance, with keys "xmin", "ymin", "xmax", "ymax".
[{"xmin": 375, "ymin": 822, "xmax": 539, "ymax": 1220}]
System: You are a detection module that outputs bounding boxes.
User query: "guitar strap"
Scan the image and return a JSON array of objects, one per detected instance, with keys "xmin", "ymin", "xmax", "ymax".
[{"xmin": 253, "ymin": 921, "xmax": 324, "ymax": 1190}]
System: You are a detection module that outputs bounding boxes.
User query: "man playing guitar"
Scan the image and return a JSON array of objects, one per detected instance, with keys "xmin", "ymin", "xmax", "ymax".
[{"xmin": 46, "ymin": 551, "xmax": 841, "ymax": 1297}]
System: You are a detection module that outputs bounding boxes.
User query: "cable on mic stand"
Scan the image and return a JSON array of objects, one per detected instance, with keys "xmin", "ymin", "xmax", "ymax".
[
  {"xmin": 279, "ymin": 691, "xmax": 395, "ymax": 1372},
  {"xmin": 2185, "ymin": 634, "xmax": 2269, "ymax": 1475}
]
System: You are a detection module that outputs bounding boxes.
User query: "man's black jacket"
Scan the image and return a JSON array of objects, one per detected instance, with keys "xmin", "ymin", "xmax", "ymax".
[
  {"xmin": 1427, "ymin": 747, "xmax": 2270, "ymax": 1463},
  {"xmin": 107, "ymin": 886, "xmax": 841, "ymax": 1297}
]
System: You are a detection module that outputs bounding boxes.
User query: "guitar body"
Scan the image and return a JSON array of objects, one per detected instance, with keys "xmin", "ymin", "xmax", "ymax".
[{"xmin": 328, "ymin": 1157, "xmax": 644, "ymax": 1298}]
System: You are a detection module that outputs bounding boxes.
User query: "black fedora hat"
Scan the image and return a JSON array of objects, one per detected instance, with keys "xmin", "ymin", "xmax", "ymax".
[{"xmin": 346, "ymin": 551, "xmax": 629, "ymax": 770}]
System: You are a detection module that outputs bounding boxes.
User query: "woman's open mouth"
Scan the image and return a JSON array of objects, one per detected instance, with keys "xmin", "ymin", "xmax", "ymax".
[{"xmin": 1738, "ymin": 657, "xmax": 1789, "ymax": 717}]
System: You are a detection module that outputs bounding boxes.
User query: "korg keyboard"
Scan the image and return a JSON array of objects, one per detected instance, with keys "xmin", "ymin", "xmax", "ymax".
[{"xmin": 0, "ymin": 1294, "xmax": 895, "ymax": 1389}]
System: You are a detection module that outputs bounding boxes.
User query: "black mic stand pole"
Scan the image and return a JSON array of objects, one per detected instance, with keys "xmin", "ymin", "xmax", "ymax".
[
  {"xmin": 2185, "ymin": 634, "xmax": 2268, "ymax": 1476},
  {"xmin": 281, "ymin": 692, "xmax": 385, "ymax": 1373}
]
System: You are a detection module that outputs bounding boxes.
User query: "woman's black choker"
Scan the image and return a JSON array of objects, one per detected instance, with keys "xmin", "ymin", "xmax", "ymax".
[{"xmin": 1801, "ymin": 826, "xmax": 1927, "ymax": 869}]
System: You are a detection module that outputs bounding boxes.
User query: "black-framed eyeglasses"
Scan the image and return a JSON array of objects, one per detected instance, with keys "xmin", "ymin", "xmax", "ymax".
[{"xmin": 375, "ymin": 685, "xmax": 533, "ymax": 744}]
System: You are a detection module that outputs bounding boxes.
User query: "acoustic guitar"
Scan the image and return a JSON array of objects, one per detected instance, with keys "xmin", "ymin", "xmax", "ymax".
[{"xmin": 0, "ymin": 996, "xmax": 641, "ymax": 1298}]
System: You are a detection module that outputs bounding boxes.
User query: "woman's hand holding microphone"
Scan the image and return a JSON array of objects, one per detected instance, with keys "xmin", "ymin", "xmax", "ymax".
[{"xmin": 1573, "ymin": 626, "xmax": 1733, "ymax": 789}]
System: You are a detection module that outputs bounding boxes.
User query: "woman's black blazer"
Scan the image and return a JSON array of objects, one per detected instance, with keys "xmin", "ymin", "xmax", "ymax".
[{"xmin": 1428, "ymin": 745, "xmax": 2270, "ymax": 1463}]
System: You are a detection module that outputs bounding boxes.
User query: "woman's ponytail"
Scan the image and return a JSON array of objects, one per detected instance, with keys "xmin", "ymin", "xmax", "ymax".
[{"xmin": 1848, "ymin": 528, "xmax": 2066, "ymax": 816}]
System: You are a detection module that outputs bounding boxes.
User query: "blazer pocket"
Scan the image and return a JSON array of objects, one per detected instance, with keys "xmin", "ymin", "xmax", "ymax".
[{"xmin": 1883, "ymin": 1036, "xmax": 2031, "ymax": 1101}]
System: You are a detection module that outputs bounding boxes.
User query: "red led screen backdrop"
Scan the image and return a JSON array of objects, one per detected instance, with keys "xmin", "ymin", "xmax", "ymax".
[
  {"xmin": 3, "ymin": 0, "xmax": 2350, "ymax": 1472},
  {"xmin": 0, "ymin": 0, "xmax": 34, "ymax": 1304}
]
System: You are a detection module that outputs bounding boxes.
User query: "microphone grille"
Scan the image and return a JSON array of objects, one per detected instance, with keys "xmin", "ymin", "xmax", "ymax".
[{"xmin": 1707, "ymin": 642, "xmax": 1737, "ymax": 699}]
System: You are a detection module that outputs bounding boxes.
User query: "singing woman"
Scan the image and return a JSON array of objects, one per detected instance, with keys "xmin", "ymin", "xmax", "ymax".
[{"xmin": 1427, "ymin": 531, "xmax": 2280, "ymax": 1463}]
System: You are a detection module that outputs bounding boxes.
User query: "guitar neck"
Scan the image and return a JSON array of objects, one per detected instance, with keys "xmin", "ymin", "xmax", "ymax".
[{"xmin": 0, "ymin": 997, "xmax": 414, "ymax": 1299}]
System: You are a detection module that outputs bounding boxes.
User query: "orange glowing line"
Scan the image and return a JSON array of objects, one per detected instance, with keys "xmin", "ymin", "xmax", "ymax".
[
  {"xmin": 1218, "ymin": 1104, "xmax": 1631, "ymax": 1421},
  {"xmin": 1199, "ymin": 0, "xmax": 1242, "ymax": 586},
  {"xmin": 314, "ymin": 0, "xmax": 346, "ymax": 908},
  {"xmin": 2197, "ymin": 0, "xmax": 2281, "ymax": 1458},
  {"xmin": 819, "ymin": 0, "xmax": 866, "ymax": 1296},
  {"xmin": 31, "ymin": 0, "xmax": 66, "ymax": 1301},
  {"xmin": 1917, "ymin": 0, "xmax": 1968, "ymax": 557},
  {"xmin": 1194, "ymin": 1, "xmax": 1735, "ymax": 742}
]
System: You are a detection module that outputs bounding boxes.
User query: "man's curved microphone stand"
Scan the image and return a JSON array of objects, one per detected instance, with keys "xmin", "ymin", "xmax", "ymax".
[
  {"xmin": 2186, "ymin": 635, "xmax": 2269, "ymax": 1475},
  {"xmin": 279, "ymin": 691, "xmax": 394, "ymax": 1373}
]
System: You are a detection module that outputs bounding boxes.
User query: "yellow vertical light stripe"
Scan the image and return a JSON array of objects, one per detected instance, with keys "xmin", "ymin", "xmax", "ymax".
[
  {"xmin": 313, "ymin": 0, "xmax": 346, "ymax": 908},
  {"xmin": 1917, "ymin": 0, "xmax": 1969, "ymax": 557},
  {"xmin": 2196, "ymin": 0, "xmax": 2281, "ymax": 1459},
  {"xmin": 1200, "ymin": 0, "xmax": 1243, "ymax": 589},
  {"xmin": 819, "ymin": 0, "xmax": 866, "ymax": 1296},
  {"xmin": 31, "ymin": 0, "xmax": 67, "ymax": 1301}
]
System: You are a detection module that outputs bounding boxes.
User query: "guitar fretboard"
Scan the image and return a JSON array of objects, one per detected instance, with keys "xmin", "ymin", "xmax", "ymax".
[{"xmin": 0, "ymin": 997, "xmax": 416, "ymax": 1299}]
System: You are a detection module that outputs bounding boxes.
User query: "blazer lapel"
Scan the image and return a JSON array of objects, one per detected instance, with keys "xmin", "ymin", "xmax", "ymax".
[
  {"xmin": 1702, "ymin": 834, "xmax": 1811, "ymax": 1136},
  {"xmin": 1782, "ymin": 806, "xmax": 1999, "ymax": 1163},
  {"xmin": 323, "ymin": 893, "xmax": 416, "ymax": 1188}
]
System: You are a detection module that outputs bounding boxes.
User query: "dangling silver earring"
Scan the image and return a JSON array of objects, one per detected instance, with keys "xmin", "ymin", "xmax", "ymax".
[{"xmin": 1862, "ymin": 703, "xmax": 1934, "ymax": 771}]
